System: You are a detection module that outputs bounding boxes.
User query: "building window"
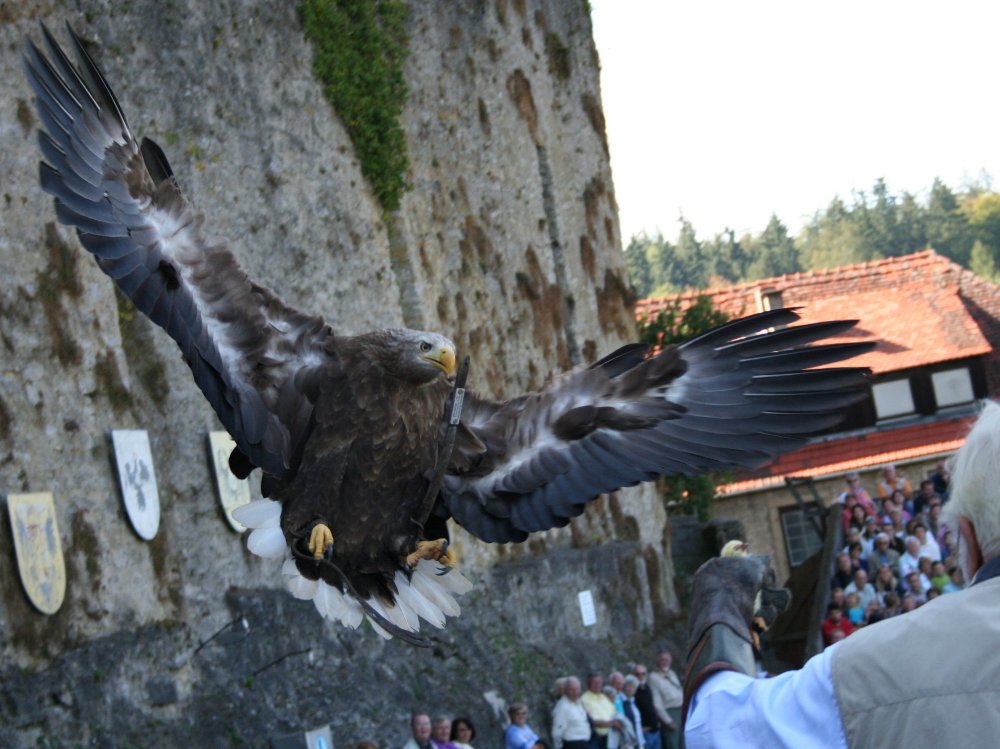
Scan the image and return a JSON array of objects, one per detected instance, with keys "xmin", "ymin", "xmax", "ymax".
[
  {"xmin": 872, "ymin": 379, "xmax": 915, "ymax": 420},
  {"xmin": 931, "ymin": 367, "xmax": 974, "ymax": 408},
  {"xmin": 781, "ymin": 505, "xmax": 824, "ymax": 567}
]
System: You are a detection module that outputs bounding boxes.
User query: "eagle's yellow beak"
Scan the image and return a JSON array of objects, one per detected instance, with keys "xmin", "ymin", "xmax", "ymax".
[{"xmin": 425, "ymin": 345, "xmax": 457, "ymax": 376}]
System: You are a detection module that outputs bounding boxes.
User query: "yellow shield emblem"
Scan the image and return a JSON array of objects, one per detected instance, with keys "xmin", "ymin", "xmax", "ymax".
[
  {"xmin": 208, "ymin": 431, "xmax": 252, "ymax": 532},
  {"xmin": 7, "ymin": 492, "xmax": 66, "ymax": 615}
]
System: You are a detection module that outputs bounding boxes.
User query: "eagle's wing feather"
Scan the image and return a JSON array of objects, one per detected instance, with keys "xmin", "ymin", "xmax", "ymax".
[
  {"xmin": 24, "ymin": 24, "xmax": 326, "ymax": 480},
  {"xmin": 443, "ymin": 308, "xmax": 874, "ymax": 542}
]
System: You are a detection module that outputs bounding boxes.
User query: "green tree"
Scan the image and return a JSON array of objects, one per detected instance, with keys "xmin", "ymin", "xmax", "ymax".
[
  {"xmin": 970, "ymin": 239, "xmax": 1000, "ymax": 282},
  {"xmin": 964, "ymin": 192, "xmax": 1000, "ymax": 255},
  {"xmin": 926, "ymin": 178, "xmax": 974, "ymax": 265},
  {"xmin": 623, "ymin": 236, "xmax": 653, "ymax": 297},
  {"xmin": 746, "ymin": 214, "xmax": 801, "ymax": 279},
  {"xmin": 674, "ymin": 218, "xmax": 709, "ymax": 289}
]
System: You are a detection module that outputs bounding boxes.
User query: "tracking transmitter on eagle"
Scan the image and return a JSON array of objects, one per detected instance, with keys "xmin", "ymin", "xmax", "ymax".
[{"xmin": 23, "ymin": 24, "xmax": 873, "ymax": 645}]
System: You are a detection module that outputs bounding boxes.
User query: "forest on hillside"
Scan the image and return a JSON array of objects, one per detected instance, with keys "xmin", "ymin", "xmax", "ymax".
[{"xmin": 624, "ymin": 177, "xmax": 1000, "ymax": 298}]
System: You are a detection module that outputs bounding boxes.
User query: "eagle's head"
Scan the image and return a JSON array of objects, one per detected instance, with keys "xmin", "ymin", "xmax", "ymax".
[{"xmin": 379, "ymin": 329, "xmax": 457, "ymax": 384}]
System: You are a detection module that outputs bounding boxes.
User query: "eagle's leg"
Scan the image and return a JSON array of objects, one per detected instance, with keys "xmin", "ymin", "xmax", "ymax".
[
  {"xmin": 308, "ymin": 522, "xmax": 335, "ymax": 560},
  {"xmin": 404, "ymin": 538, "xmax": 457, "ymax": 569}
]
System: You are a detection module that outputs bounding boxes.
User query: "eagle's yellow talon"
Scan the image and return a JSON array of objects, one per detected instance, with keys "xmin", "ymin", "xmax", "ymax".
[
  {"xmin": 405, "ymin": 538, "xmax": 455, "ymax": 568},
  {"xmin": 309, "ymin": 523, "xmax": 334, "ymax": 560}
]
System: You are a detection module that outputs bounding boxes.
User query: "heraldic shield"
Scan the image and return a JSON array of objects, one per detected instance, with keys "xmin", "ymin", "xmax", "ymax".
[
  {"xmin": 7, "ymin": 492, "xmax": 66, "ymax": 614},
  {"xmin": 208, "ymin": 431, "xmax": 251, "ymax": 532}
]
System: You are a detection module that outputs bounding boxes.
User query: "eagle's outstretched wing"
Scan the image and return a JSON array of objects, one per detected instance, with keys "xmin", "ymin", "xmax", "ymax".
[
  {"xmin": 23, "ymin": 24, "xmax": 328, "ymax": 481},
  {"xmin": 442, "ymin": 308, "xmax": 874, "ymax": 542}
]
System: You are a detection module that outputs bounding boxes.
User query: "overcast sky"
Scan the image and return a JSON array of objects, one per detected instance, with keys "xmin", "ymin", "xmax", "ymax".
[{"xmin": 590, "ymin": 1, "xmax": 1000, "ymax": 243}]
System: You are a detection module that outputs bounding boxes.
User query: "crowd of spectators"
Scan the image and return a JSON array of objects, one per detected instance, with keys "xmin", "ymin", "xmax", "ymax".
[
  {"xmin": 394, "ymin": 652, "xmax": 687, "ymax": 749},
  {"xmin": 823, "ymin": 461, "xmax": 965, "ymax": 646}
]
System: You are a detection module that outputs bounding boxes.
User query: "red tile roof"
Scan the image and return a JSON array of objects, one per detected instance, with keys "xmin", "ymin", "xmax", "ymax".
[
  {"xmin": 718, "ymin": 415, "xmax": 973, "ymax": 495},
  {"xmin": 636, "ymin": 250, "xmax": 992, "ymax": 375}
]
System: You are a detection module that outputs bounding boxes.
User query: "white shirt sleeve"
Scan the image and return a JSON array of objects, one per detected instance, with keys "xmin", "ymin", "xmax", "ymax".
[{"xmin": 684, "ymin": 645, "xmax": 848, "ymax": 749}]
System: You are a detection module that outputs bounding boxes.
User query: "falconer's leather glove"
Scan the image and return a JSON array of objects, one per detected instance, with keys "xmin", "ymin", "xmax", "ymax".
[{"xmin": 681, "ymin": 555, "xmax": 791, "ymax": 726}]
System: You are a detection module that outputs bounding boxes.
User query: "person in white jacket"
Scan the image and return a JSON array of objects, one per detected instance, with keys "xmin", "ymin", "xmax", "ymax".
[{"xmin": 683, "ymin": 399, "xmax": 1000, "ymax": 749}]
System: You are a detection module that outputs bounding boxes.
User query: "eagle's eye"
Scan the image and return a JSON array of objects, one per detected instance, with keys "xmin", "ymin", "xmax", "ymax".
[{"xmin": 419, "ymin": 341, "xmax": 432, "ymax": 352}]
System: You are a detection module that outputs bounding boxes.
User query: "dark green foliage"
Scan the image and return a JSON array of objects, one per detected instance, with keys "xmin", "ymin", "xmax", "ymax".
[
  {"xmin": 636, "ymin": 295, "xmax": 732, "ymax": 520},
  {"xmin": 300, "ymin": 0, "xmax": 410, "ymax": 212},
  {"xmin": 625, "ymin": 177, "xmax": 1000, "ymax": 298},
  {"xmin": 636, "ymin": 294, "xmax": 730, "ymax": 348}
]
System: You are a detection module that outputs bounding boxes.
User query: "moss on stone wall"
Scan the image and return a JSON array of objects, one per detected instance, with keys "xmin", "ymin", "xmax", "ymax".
[
  {"xmin": 115, "ymin": 288, "xmax": 171, "ymax": 409},
  {"xmin": 36, "ymin": 223, "xmax": 83, "ymax": 368},
  {"xmin": 300, "ymin": 0, "xmax": 411, "ymax": 212}
]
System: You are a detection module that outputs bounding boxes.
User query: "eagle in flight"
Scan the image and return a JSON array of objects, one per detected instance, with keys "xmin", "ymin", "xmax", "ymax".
[{"xmin": 24, "ymin": 25, "xmax": 872, "ymax": 645}]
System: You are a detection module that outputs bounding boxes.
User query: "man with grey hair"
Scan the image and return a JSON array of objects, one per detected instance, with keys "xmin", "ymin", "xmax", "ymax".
[
  {"xmin": 682, "ymin": 399, "xmax": 1000, "ymax": 747},
  {"xmin": 402, "ymin": 714, "xmax": 432, "ymax": 749},
  {"xmin": 552, "ymin": 676, "xmax": 592, "ymax": 749}
]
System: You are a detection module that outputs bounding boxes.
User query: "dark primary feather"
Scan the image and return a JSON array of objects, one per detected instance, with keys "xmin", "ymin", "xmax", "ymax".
[
  {"xmin": 441, "ymin": 310, "xmax": 874, "ymax": 543},
  {"xmin": 23, "ymin": 23, "xmax": 331, "ymax": 481}
]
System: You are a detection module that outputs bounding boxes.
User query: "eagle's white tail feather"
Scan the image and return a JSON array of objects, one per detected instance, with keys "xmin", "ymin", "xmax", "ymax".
[
  {"xmin": 410, "ymin": 564, "xmax": 461, "ymax": 617},
  {"xmin": 395, "ymin": 571, "xmax": 446, "ymax": 628},
  {"xmin": 288, "ymin": 574, "xmax": 318, "ymax": 600},
  {"xmin": 246, "ymin": 525, "xmax": 286, "ymax": 558},
  {"xmin": 368, "ymin": 618, "xmax": 393, "ymax": 640},
  {"xmin": 236, "ymin": 501, "xmax": 471, "ymax": 638},
  {"xmin": 231, "ymin": 499, "xmax": 281, "ymax": 527}
]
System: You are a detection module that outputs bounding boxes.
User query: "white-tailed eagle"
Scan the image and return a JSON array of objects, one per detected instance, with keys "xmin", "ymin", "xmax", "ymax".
[{"xmin": 23, "ymin": 25, "xmax": 873, "ymax": 645}]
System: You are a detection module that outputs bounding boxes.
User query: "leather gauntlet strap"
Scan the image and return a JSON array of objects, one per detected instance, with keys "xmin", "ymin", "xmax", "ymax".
[{"xmin": 681, "ymin": 622, "xmax": 757, "ymax": 732}]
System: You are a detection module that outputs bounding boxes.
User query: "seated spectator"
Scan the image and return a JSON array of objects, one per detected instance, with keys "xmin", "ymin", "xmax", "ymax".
[
  {"xmin": 822, "ymin": 602, "xmax": 854, "ymax": 646},
  {"xmin": 899, "ymin": 536, "xmax": 922, "ymax": 578},
  {"xmin": 846, "ymin": 540, "xmax": 868, "ymax": 574},
  {"xmin": 928, "ymin": 561, "xmax": 950, "ymax": 593},
  {"xmin": 877, "ymin": 464, "xmax": 912, "ymax": 501},
  {"xmin": 844, "ymin": 568, "xmax": 877, "ymax": 611},
  {"xmin": 552, "ymin": 677, "xmax": 592, "ymax": 749},
  {"xmin": 838, "ymin": 472, "xmax": 877, "ymax": 513},
  {"xmin": 826, "ymin": 628, "xmax": 848, "ymax": 648},
  {"xmin": 881, "ymin": 520, "xmax": 906, "ymax": 554},
  {"xmin": 913, "ymin": 521, "xmax": 942, "ymax": 561},
  {"xmin": 505, "ymin": 704, "xmax": 545, "ymax": 749},
  {"xmin": 926, "ymin": 587, "xmax": 942, "ymax": 603},
  {"xmin": 882, "ymin": 591, "xmax": 902, "ymax": 615},
  {"xmin": 943, "ymin": 565, "xmax": 965, "ymax": 593},
  {"xmin": 829, "ymin": 586, "xmax": 846, "ymax": 610},
  {"xmin": 431, "ymin": 717, "xmax": 459, "ymax": 749},
  {"xmin": 630, "ymin": 665, "xmax": 660, "ymax": 749},
  {"xmin": 580, "ymin": 673, "xmax": 621, "ymax": 749},
  {"xmin": 831, "ymin": 553, "xmax": 854, "ymax": 589},
  {"xmin": 607, "ymin": 672, "xmax": 625, "ymax": 713},
  {"xmin": 860, "ymin": 515, "xmax": 880, "ymax": 554},
  {"xmin": 903, "ymin": 570, "xmax": 929, "ymax": 605},
  {"xmin": 889, "ymin": 509, "xmax": 909, "ymax": 540},
  {"xmin": 866, "ymin": 532, "xmax": 901, "ymax": 578},
  {"xmin": 930, "ymin": 459, "xmax": 950, "ymax": 501},
  {"xmin": 844, "ymin": 591, "xmax": 864, "ymax": 626},
  {"xmin": 911, "ymin": 478, "xmax": 940, "ymax": 517},
  {"xmin": 926, "ymin": 499, "xmax": 945, "ymax": 537},
  {"xmin": 840, "ymin": 490, "xmax": 860, "ymax": 534},
  {"xmin": 404, "ymin": 715, "xmax": 433, "ymax": 749},
  {"xmin": 900, "ymin": 592, "xmax": 917, "ymax": 613},
  {"xmin": 872, "ymin": 563, "xmax": 903, "ymax": 604},
  {"xmin": 618, "ymin": 676, "xmax": 643, "ymax": 749},
  {"xmin": 849, "ymin": 503, "xmax": 869, "ymax": 533},
  {"xmin": 939, "ymin": 528, "xmax": 957, "ymax": 563},
  {"xmin": 451, "ymin": 718, "xmax": 476, "ymax": 749}
]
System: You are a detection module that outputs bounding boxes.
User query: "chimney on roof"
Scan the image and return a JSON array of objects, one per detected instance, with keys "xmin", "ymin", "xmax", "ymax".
[{"xmin": 755, "ymin": 287, "xmax": 783, "ymax": 312}]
